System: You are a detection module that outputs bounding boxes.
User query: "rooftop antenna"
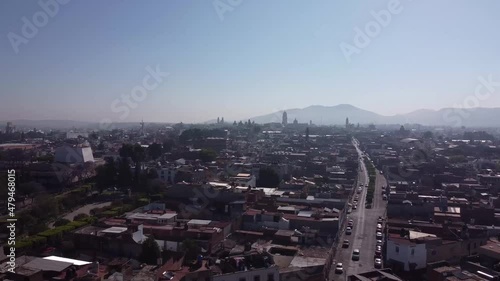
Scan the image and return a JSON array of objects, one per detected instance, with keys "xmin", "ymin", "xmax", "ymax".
[{"xmin": 140, "ymin": 119, "xmax": 145, "ymax": 136}]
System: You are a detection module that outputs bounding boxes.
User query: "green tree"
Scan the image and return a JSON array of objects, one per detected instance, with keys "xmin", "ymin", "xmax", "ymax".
[
  {"xmin": 257, "ymin": 168, "xmax": 280, "ymax": 188},
  {"xmin": 148, "ymin": 143, "xmax": 163, "ymax": 160},
  {"xmin": 162, "ymin": 139, "xmax": 175, "ymax": 153},
  {"xmin": 182, "ymin": 239, "xmax": 201, "ymax": 261},
  {"xmin": 54, "ymin": 218, "xmax": 70, "ymax": 227},
  {"xmin": 117, "ymin": 158, "xmax": 133, "ymax": 188},
  {"xmin": 32, "ymin": 194, "xmax": 59, "ymax": 219},
  {"xmin": 423, "ymin": 131, "xmax": 433, "ymax": 139},
  {"xmin": 199, "ymin": 149, "xmax": 217, "ymax": 162},
  {"xmin": 119, "ymin": 143, "xmax": 134, "ymax": 158},
  {"xmin": 95, "ymin": 159, "xmax": 117, "ymax": 192},
  {"xmin": 73, "ymin": 213, "xmax": 89, "ymax": 221},
  {"xmin": 139, "ymin": 236, "xmax": 161, "ymax": 264},
  {"xmin": 18, "ymin": 181, "xmax": 43, "ymax": 205}
]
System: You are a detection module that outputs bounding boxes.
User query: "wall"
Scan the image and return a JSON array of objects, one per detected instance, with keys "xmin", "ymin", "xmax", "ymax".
[
  {"xmin": 386, "ymin": 239, "xmax": 427, "ymax": 271},
  {"xmin": 212, "ymin": 265, "xmax": 279, "ymax": 281}
]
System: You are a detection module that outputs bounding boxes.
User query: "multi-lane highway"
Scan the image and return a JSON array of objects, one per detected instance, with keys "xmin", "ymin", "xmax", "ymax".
[{"xmin": 330, "ymin": 140, "xmax": 388, "ymax": 280}]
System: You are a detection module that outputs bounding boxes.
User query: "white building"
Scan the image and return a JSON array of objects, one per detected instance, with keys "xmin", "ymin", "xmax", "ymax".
[
  {"xmin": 212, "ymin": 265, "xmax": 279, "ymax": 281},
  {"xmin": 230, "ymin": 173, "xmax": 256, "ymax": 188},
  {"xmin": 66, "ymin": 131, "xmax": 89, "ymax": 139},
  {"xmin": 386, "ymin": 231, "xmax": 434, "ymax": 271},
  {"xmin": 54, "ymin": 144, "xmax": 94, "ymax": 163},
  {"xmin": 156, "ymin": 166, "xmax": 177, "ymax": 184}
]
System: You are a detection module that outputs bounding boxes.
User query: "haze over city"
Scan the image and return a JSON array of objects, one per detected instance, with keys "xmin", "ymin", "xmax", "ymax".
[
  {"xmin": 1, "ymin": 0, "xmax": 500, "ymax": 123},
  {"xmin": 5, "ymin": 1, "xmax": 500, "ymax": 281}
]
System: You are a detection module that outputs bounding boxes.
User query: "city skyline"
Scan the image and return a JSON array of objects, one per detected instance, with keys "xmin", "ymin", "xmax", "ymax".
[{"xmin": 1, "ymin": 0, "xmax": 500, "ymax": 123}]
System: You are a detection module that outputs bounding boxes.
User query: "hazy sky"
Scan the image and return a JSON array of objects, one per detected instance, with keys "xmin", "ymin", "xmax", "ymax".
[{"xmin": 1, "ymin": 0, "xmax": 500, "ymax": 123}]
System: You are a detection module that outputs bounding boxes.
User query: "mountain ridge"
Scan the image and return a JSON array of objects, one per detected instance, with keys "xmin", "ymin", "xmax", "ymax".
[{"xmin": 243, "ymin": 104, "xmax": 500, "ymax": 127}]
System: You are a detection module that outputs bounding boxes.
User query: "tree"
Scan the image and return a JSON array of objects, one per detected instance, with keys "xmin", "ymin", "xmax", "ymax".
[
  {"xmin": 54, "ymin": 218, "xmax": 70, "ymax": 227},
  {"xmin": 18, "ymin": 181, "xmax": 43, "ymax": 205},
  {"xmin": 257, "ymin": 168, "xmax": 280, "ymax": 188},
  {"xmin": 162, "ymin": 139, "xmax": 175, "ymax": 153},
  {"xmin": 423, "ymin": 131, "xmax": 433, "ymax": 139},
  {"xmin": 199, "ymin": 149, "xmax": 217, "ymax": 162},
  {"xmin": 96, "ymin": 157, "xmax": 117, "ymax": 191},
  {"xmin": 74, "ymin": 213, "xmax": 89, "ymax": 221},
  {"xmin": 148, "ymin": 143, "xmax": 163, "ymax": 160},
  {"xmin": 182, "ymin": 239, "xmax": 201, "ymax": 261},
  {"xmin": 145, "ymin": 179, "xmax": 165, "ymax": 195},
  {"xmin": 117, "ymin": 158, "xmax": 133, "ymax": 188},
  {"xmin": 119, "ymin": 143, "xmax": 134, "ymax": 158},
  {"xmin": 32, "ymin": 194, "xmax": 59, "ymax": 219},
  {"xmin": 139, "ymin": 236, "xmax": 161, "ymax": 264}
]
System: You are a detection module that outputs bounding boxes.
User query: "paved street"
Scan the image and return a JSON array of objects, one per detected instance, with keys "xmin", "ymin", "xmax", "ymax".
[
  {"xmin": 48, "ymin": 201, "xmax": 111, "ymax": 228},
  {"xmin": 330, "ymin": 140, "xmax": 387, "ymax": 280}
]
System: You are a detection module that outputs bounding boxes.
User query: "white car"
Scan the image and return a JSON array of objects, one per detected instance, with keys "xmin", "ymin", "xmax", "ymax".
[
  {"xmin": 376, "ymin": 232, "xmax": 383, "ymax": 239},
  {"xmin": 374, "ymin": 258, "xmax": 382, "ymax": 268},
  {"xmin": 335, "ymin": 263, "xmax": 344, "ymax": 274},
  {"xmin": 352, "ymin": 249, "xmax": 360, "ymax": 261},
  {"xmin": 376, "ymin": 240, "xmax": 383, "ymax": 246}
]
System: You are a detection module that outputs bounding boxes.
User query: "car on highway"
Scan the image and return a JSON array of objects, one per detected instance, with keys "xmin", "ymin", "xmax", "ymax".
[
  {"xmin": 346, "ymin": 227, "xmax": 352, "ymax": 235},
  {"xmin": 376, "ymin": 240, "xmax": 383, "ymax": 246},
  {"xmin": 352, "ymin": 249, "xmax": 360, "ymax": 261},
  {"xmin": 335, "ymin": 263, "xmax": 344, "ymax": 274},
  {"xmin": 374, "ymin": 258, "xmax": 382, "ymax": 268},
  {"xmin": 342, "ymin": 240, "xmax": 350, "ymax": 248},
  {"xmin": 376, "ymin": 232, "xmax": 383, "ymax": 239}
]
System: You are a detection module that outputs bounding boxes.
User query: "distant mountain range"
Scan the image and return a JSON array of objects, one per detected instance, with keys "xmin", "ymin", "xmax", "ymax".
[
  {"xmin": 4, "ymin": 104, "xmax": 500, "ymax": 130},
  {"xmin": 244, "ymin": 104, "xmax": 500, "ymax": 127}
]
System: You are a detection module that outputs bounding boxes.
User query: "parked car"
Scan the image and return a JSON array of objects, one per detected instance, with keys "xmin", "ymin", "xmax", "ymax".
[
  {"xmin": 352, "ymin": 249, "xmax": 360, "ymax": 261},
  {"xmin": 353, "ymin": 204, "xmax": 357, "ymax": 210},
  {"xmin": 374, "ymin": 258, "xmax": 382, "ymax": 268},
  {"xmin": 348, "ymin": 219, "xmax": 354, "ymax": 227},
  {"xmin": 375, "ymin": 246, "xmax": 382, "ymax": 258},
  {"xmin": 335, "ymin": 263, "xmax": 344, "ymax": 274},
  {"xmin": 382, "ymin": 194, "xmax": 387, "ymax": 200},
  {"xmin": 346, "ymin": 227, "xmax": 352, "ymax": 235},
  {"xmin": 376, "ymin": 232, "xmax": 383, "ymax": 239},
  {"xmin": 342, "ymin": 240, "xmax": 350, "ymax": 248},
  {"xmin": 376, "ymin": 240, "xmax": 383, "ymax": 246}
]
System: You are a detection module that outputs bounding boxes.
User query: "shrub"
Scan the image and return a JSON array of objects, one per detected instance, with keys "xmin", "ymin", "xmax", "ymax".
[
  {"xmin": 54, "ymin": 218, "xmax": 71, "ymax": 227},
  {"xmin": 73, "ymin": 213, "xmax": 89, "ymax": 221}
]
